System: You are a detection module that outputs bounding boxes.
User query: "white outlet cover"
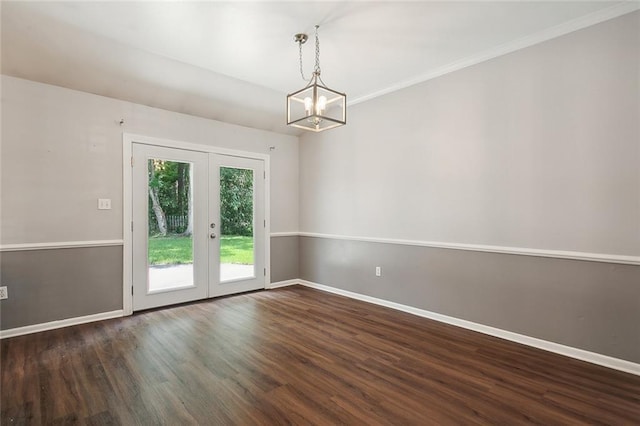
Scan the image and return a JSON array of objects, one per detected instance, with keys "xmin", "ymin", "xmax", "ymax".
[
  {"xmin": 98, "ymin": 198, "xmax": 112, "ymax": 210},
  {"xmin": 0, "ymin": 286, "xmax": 7, "ymax": 300}
]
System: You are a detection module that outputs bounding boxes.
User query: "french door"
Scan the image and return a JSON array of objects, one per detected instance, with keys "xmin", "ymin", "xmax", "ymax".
[{"xmin": 131, "ymin": 143, "xmax": 265, "ymax": 311}]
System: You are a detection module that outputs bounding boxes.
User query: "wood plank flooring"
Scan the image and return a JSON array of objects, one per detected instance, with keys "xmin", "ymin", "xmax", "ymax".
[{"xmin": 2, "ymin": 285, "xmax": 639, "ymax": 424}]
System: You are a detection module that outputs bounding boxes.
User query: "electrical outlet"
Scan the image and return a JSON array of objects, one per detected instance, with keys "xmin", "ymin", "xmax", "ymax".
[
  {"xmin": 375, "ymin": 267, "xmax": 381, "ymax": 277},
  {"xmin": 0, "ymin": 286, "xmax": 7, "ymax": 300}
]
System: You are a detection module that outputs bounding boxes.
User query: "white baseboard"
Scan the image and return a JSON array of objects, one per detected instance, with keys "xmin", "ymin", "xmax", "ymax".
[
  {"xmin": 0, "ymin": 310, "xmax": 124, "ymax": 339},
  {"xmin": 4, "ymin": 282, "xmax": 639, "ymax": 377},
  {"xmin": 266, "ymin": 279, "xmax": 299, "ymax": 289},
  {"xmin": 297, "ymin": 280, "xmax": 640, "ymax": 377}
]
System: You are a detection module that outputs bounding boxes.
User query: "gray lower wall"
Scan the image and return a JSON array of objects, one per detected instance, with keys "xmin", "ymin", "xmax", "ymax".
[
  {"xmin": 0, "ymin": 238, "xmax": 297, "ymax": 331},
  {"xmin": 270, "ymin": 236, "xmax": 299, "ymax": 283},
  {"xmin": 299, "ymin": 236, "xmax": 640, "ymax": 364},
  {"xmin": 0, "ymin": 246, "xmax": 123, "ymax": 330}
]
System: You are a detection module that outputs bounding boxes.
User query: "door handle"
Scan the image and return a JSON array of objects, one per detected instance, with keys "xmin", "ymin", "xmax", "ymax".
[{"xmin": 210, "ymin": 233, "xmax": 217, "ymax": 239}]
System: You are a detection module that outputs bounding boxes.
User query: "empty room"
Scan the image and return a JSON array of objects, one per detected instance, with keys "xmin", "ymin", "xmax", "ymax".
[{"xmin": 1, "ymin": 1, "xmax": 639, "ymax": 424}]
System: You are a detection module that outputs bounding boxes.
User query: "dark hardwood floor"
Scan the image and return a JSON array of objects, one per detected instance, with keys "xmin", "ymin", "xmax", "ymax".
[{"xmin": 2, "ymin": 285, "xmax": 639, "ymax": 425}]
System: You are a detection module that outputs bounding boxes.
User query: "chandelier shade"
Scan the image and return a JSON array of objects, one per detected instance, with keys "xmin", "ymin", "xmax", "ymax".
[
  {"xmin": 287, "ymin": 73, "xmax": 346, "ymax": 132},
  {"xmin": 287, "ymin": 26, "xmax": 346, "ymax": 132}
]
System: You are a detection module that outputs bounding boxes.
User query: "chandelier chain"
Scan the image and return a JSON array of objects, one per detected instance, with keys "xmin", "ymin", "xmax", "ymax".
[
  {"xmin": 298, "ymin": 40, "xmax": 306, "ymax": 81},
  {"xmin": 297, "ymin": 25, "xmax": 322, "ymax": 81},
  {"xmin": 314, "ymin": 25, "xmax": 321, "ymax": 75}
]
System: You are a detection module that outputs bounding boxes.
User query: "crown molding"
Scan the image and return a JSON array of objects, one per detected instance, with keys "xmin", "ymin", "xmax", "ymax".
[{"xmin": 351, "ymin": 2, "xmax": 640, "ymax": 106}]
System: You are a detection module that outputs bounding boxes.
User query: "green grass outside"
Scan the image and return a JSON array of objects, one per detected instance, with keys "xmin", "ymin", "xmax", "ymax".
[{"xmin": 148, "ymin": 235, "xmax": 254, "ymax": 265}]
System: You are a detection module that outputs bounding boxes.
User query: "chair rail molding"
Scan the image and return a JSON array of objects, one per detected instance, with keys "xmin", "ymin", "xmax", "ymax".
[
  {"xmin": 0, "ymin": 240, "xmax": 124, "ymax": 252},
  {"xmin": 296, "ymin": 232, "xmax": 640, "ymax": 266}
]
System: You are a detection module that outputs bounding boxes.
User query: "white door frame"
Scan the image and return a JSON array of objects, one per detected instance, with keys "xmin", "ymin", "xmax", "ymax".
[{"xmin": 122, "ymin": 133, "xmax": 271, "ymax": 316}]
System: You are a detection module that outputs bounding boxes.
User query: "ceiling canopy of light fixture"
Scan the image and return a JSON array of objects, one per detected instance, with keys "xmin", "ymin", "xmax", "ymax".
[{"xmin": 287, "ymin": 25, "xmax": 346, "ymax": 133}]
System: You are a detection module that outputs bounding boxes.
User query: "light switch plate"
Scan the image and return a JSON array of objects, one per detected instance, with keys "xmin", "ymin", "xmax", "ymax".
[
  {"xmin": 0, "ymin": 286, "xmax": 7, "ymax": 300},
  {"xmin": 98, "ymin": 198, "xmax": 112, "ymax": 210}
]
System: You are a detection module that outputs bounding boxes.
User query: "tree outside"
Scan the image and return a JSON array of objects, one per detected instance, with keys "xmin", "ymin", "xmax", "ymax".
[
  {"xmin": 219, "ymin": 167, "xmax": 254, "ymax": 237},
  {"xmin": 148, "ymin": 159, "xmax": 192, "ymax": 236},
  {"xmin": 147, "ymin": 160, "xmax": 254, "ymax": 265}
]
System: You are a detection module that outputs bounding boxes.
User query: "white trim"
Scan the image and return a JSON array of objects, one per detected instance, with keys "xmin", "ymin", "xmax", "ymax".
[
  {"xmin": 270, "ymin": 232, "xmax": 299, "ymax": 238},
  {"xmin": 123, "ymin": 133, "xmax": 269, "ymax": 162},
  {"xmin": 266, "ymin": 279, "xmax": 299, "ymax": 289},
  {"xmin": 0, "ymin": 310, "xmax": 124, "ymax": 339},
  {"xmin": 123, "ymin": 134, "xmax": 133, "ymax": 315},
  {"xmin": 122, "ymin": 133, "xmax": 271, "ymax": 314},
  {"xmin": 297, "ymin": 280, "xmax": 640, "ymax": 376},
  {"xmin": 351, "ymin": 3, "xmax": 640, "ymax": 106},
  {"xmin": 0, "ymin": 240, "xmax": 124, "ymax": 252},
  {"xmin": 297, "ymin": 232, "xmax": 640, "ymax": 266},
  {"xmin": 264, "ymin": 158, "xmax": 272, "ymax": 288},
  {"xmin": 4, "ymin": 281, "xmax": 637, "ymax": 375}
]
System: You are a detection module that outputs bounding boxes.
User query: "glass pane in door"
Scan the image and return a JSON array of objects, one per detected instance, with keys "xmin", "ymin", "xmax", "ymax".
[
  {"xmin": 219, "ymin": 167, "xmax": 255, "ymax": 282},
  {"xmin": 147, "ymin": 159, "xmax": 194, "ymax": 292}
]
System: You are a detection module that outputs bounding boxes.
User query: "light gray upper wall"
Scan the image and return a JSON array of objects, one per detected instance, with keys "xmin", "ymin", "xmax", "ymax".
[
  {"xmin": 300, "ymin": 12, "xmax": 640, "ymax": 257},
  {"xmin": 1, "ymin": 75, "xmax": 299, "ymax": 245}
]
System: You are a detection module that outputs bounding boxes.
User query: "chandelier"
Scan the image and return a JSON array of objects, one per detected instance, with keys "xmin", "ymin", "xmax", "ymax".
[{"xmin": 287, "ymin": 25, "xmax": 346, "ymax": 132}]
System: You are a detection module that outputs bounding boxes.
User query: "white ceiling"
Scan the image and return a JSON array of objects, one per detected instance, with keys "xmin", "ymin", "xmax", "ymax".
[{"xmin": 2, "ymin": 1, "xmax": 637, "ymax": 135}]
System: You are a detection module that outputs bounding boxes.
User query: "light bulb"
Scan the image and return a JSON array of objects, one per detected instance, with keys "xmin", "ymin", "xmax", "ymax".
[
  {"xmin": 304, "ymin": 97, "xmax": 312, "ymax": 116},
  {"xmin": 316, "ymin": 96, "xmax": 327, "ymax": 115}
]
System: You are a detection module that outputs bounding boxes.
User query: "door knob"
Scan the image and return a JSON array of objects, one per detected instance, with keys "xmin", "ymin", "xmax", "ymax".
[{"xmin": 210, "ymin": 233, "xmax": 217, "ymax": 239}]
